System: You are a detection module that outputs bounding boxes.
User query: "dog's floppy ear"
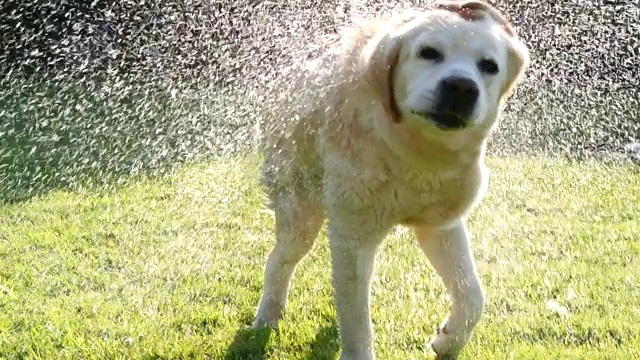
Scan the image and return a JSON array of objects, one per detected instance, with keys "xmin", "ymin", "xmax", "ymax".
[
  {"xmin": 363, "ymin": 33, "xmax": 402, "ymax": 123},
  {"xmin": 360, "ymin": 14, "xmax": 418, "ymax": 124},
  {"xmin": 501, "ymin": 36, "xmax": 530, "ymax": 100}
]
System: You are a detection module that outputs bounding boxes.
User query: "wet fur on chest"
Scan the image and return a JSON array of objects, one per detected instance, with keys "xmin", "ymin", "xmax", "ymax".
[
  {"xmin": 265, "ymin": 105, "xmax": 490, "ymax": 229},
  {"xmin": 318, "ymin": 148, "xmax": 487, "ymax": 228}
]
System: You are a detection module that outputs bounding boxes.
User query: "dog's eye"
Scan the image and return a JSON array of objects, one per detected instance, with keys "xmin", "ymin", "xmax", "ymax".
[
  {"xmin": 418, "ymin": 46, "xmax": 443, "ymax": 62},
  {"xmin": 478, "ymin": 59, "xmax": 499, "ymax": 75}
]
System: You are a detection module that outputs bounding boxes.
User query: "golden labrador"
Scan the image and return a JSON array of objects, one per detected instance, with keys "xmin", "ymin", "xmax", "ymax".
[{"xmin": 251, "ymin": 1, "xmax": 530, "ymax": 358}]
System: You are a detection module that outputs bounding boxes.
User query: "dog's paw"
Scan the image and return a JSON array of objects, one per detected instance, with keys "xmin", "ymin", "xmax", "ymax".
[
  {"xmin": 433, "ymin": 352, "xmax": 458, "ymax": 360},
  {"xmin": 338, "ymin": 350, "xmax": 375, "ymax": 360},
  {"xmin": 250, "ymin": 317, "xmax": 279, "ymax": 330},
  {"xmin": 428, "ymin": 325, "xmax": 468, "ymax": 359}
]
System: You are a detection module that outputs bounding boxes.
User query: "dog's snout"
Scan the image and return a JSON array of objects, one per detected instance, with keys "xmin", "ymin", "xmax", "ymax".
[
  {"xmin": 442, "ymin": 77, "xmax": 479, "ymax": 100},
  {"xmin": 435, "ymin": 76, "xmax": 479, "ymax": 120}
]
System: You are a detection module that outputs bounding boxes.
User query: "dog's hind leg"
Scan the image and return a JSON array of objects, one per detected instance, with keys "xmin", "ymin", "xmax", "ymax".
[{"xmin": 252, "ymin": 192, "xmax": 324, "ymax": 329}]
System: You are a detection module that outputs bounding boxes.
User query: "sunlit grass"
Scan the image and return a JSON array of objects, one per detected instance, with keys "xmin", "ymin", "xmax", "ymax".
[{"xmin": 1, "ymin": 155, "xmax": 638, "ymax": 359}]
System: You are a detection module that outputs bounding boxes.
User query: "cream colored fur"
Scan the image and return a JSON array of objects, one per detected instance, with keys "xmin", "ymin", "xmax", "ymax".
[{"xmin": 251, "ymin": 1, "xmax": 530, "ymax": 359}]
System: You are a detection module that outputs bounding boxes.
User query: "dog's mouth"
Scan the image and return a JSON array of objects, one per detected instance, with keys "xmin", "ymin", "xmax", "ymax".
[{"xmin": 411, "ymin": 111, "xmax": 470, "ymax": 130}]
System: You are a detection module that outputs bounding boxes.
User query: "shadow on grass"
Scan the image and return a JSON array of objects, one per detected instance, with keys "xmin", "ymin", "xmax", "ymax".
[
  {"xmin": 223, "ymin": 326, "xmax": 273, "ymax": 360},
  {"xmin": 222, "ymin": 319, "xmax": 340, "ymax": 360},
  {"xmin": 305, "ymin": 319, "xmax": 340, "ymax": 360}
]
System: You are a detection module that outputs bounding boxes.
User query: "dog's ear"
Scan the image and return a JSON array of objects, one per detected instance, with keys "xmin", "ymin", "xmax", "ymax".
[
  {"xmin": 360, "ymin": 15, "xmax": 416, "ymax": 124},
  {"xmin": 364, "ymin": 34, "xmax": 402, "ymax": 123},
  {"xmin": 501, "ymin": 36, "xmax": 530, "ymax": 100}
]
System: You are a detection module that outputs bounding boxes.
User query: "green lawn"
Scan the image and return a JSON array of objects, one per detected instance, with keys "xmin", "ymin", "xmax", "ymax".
[{"xmin": 1, "ymin": 155, "xmax": 638, "ymax": 359}]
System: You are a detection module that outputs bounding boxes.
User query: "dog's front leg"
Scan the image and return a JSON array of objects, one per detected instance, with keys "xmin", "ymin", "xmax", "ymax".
[
  {"xmin": 414, "ymin": 220, "xmax": 485, "ymax": 359},
  {"xmin": 328, "ymin": 218, "xmax": 388, "ymax": 360}
]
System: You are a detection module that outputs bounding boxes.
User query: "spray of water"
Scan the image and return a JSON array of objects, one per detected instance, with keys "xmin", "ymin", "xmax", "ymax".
[{"xmin": 1, "ymin": 0, "xmax": 638, "ymax": 204}]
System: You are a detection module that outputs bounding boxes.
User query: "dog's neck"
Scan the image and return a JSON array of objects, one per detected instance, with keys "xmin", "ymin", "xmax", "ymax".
[
  {"xmin": 391, "ymin": 126, "xmax": 487, "ymax": 173},
  {"xmin": 365, "ymin": 112, "xmax": 490, "ymax": 174}
]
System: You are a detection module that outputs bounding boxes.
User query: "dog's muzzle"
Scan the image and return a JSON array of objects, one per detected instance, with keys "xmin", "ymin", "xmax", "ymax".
[{"xmin": 427, "ymin": 76, "xmax": 479, "ymax": 130}]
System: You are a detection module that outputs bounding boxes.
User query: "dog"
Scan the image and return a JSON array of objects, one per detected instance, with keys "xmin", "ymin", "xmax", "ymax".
[{"xmin": 251, "ymin": 1, "xmax": 530, "ymax": 359}]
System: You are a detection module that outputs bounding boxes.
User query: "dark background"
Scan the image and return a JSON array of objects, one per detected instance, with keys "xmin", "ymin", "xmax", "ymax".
[{"xmin": 1, "ymin": 0, "xmax": 638, "ymax": 203}]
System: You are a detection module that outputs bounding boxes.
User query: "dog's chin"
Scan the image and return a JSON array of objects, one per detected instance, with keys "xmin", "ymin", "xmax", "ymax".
[{"xmin": 410, "ymin": 111, "xmax": 471, "ymax": 131}]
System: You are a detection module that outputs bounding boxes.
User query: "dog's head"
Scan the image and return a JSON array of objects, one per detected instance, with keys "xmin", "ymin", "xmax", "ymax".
[{"xmin": 363, "ymin": 0, "xmax": 529, "ymax": 134}]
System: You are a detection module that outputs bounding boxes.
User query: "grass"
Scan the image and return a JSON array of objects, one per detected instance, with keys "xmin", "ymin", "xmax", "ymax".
[{"xmin": 0, "ymin": 155, "xmax": 638, "ymax": 359}]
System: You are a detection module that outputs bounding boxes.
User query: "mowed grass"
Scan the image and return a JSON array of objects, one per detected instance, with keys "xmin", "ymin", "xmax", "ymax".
[{"xmin": 1, "ymin": 155, "xmax": 638, "ymax": 360}]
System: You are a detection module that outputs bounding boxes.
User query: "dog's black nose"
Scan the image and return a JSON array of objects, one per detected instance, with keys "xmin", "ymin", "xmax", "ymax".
[{"xmin": 435, "ymin": 76, "xmax": 479, "ymax": 120}]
